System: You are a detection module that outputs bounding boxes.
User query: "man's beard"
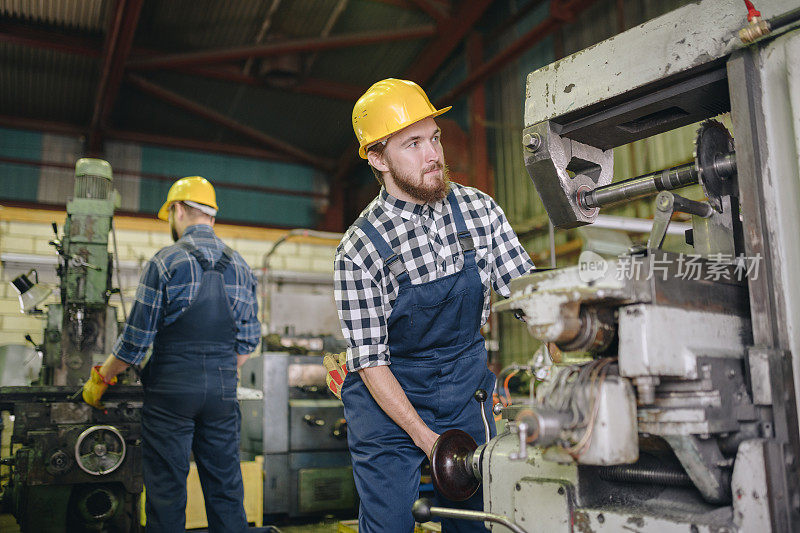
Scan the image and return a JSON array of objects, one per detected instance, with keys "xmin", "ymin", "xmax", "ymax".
[
  {"xmin": 387, "ymin": 159, "xmax": 451, "ymax": 204},
  {"xmin": 170, "ymin": 220, "xmax": 179, "ymax": 242}
]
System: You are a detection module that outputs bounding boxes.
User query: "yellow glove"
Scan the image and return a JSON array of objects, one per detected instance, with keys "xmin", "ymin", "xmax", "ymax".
[
  {"xmin": 82, "ymin": 365, "xmax": 117, "ymax": 409},
  {"xmin": 323, "ymin": 352, "xmax": 348, "ymax": 400}
]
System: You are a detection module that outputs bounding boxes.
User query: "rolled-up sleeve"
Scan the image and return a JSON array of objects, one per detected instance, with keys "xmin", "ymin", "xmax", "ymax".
[
  {"xmin": 486, "ymin": 196, "xmax": 535, "ymax": 297},
  {"xmin": 112, "ymin": 258, "xmax": 165, "ymax": 365},
  {"xmin": 234, "ymin": 271, "xmax": 260, "ymax": 355},
  {"xmin": 334, "ymin": 250, "xmax": 390, "ymax": 372}
]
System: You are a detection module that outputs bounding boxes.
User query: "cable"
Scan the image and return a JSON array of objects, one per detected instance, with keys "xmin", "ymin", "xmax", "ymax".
[{"xmin": 110, "ymin": 220, "xmax": 128, "ymax": 322}]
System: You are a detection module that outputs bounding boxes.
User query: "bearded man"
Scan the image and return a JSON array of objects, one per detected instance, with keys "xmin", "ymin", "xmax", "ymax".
[{"xmin": 333, "ymin": 79, "xmax": 535, "ymax": 532}]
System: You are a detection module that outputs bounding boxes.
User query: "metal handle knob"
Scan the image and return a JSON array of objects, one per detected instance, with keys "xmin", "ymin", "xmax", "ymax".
[
  {"xmin": 474, "ymin": 389, "xmax": 490, "ymax": 444},
  {"xmin": 412, "ymin": 498, "xmax": 529, "ymax": 533}
]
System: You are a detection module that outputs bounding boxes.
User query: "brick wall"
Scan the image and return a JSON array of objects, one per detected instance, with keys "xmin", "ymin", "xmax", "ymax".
[{"xmin": 0, "ymin": 207, "xmax": 340, "ymax": 348}]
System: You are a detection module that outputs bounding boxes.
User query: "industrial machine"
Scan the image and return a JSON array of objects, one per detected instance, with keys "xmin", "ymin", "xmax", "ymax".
[
  {"xmin": 240, "ymin": 352, "xmax": 356, "ymax": 519},
  {"xmin": 415, "ymin": 1, "xmax": 800, "ymax": 531},
  {"xmin": 0, "ymin": 159, "xmax": 143, "ymax": 532}
]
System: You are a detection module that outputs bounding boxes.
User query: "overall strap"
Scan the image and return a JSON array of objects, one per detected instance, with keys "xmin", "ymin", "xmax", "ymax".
[
  {"xmin": 213, "ymin": 247, "xmax": 234, "ymax": 273},
  {"xmin": 353, "ymin": 217, "xmax": 410, "ymax": 283},
  {"xmin": 178, "ymin": 241, "xmax": 211, "ymax": 271},
  {"xmin": 446, "ymin": 190, "xmax": 474, "ymax": 252},
  {"xmin": 177, "ymin": 242, "xmax": 232, "ymax": 273}
]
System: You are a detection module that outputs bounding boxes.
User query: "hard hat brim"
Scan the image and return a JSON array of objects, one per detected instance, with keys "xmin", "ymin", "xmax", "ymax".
[
  {"xmin": 157, "ymin": 201, "xmax": 171, "ymax": 221},
  {"xmin": 358, "ymin": 106, "xmax": 451, "ymax": 159}
]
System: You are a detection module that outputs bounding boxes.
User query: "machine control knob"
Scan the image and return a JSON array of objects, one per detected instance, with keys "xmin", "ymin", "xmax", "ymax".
[
  {"xmin": 303, "ymin": 414, "xmax": 325, "ymax": 427},
  {"xmin": 331, "ymin": 418, "xmax": 347, "ymax": 439},
  {"xmin": 474, "ymin": 389, "xmax": 487, "ymax": 403}
]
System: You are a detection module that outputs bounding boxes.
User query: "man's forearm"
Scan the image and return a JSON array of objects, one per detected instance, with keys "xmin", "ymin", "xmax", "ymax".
[
  {"xmin": 237, "ymin": 354, "xmax": 248, "ymax": 369},
  {"xmin": 358, "ymin": 365, "xmax": 439, "ymax": 457},
  {"xmin": 98, "ymin": 354, "xmax": 130, "ymax": 381}
]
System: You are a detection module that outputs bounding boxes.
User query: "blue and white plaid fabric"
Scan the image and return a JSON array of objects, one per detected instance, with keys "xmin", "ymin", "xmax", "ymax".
[
  {"xmin": 334, "ymin": 183, "xmax": 534, "ymax": 372},
  {"xmin": 113, "ymin": 224, "xmax": 260, "ymax": 365}
]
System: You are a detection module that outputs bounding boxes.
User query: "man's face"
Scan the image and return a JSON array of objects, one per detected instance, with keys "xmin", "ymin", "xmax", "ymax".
[{"xmin": 382, "ymin": 117, "xmax": 450, "ymax": 203}]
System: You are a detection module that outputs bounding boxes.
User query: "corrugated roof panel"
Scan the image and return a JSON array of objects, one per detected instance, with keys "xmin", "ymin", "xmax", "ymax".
[
  {"xmin": 137, "ymin": 0, "xmax": 273, "ymax": 51},
  {"xmin": 0, "ymin": 42, "xmax": 98, "ymax": 124},
  {"xmin": 0, "ymin": 0, "xmax": 108, "ymax": 31},
  {"xmin": 272, "ymin": 0, "xmax": 347, "ymax": 39}
]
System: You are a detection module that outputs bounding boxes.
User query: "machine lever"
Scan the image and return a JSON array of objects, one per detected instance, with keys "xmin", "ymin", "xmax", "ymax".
[
  {"xmin": 509, "ymin": 421, "xmax": 529, "ymax": 461},
  {"xmin": 412, "ymin": 498, "xmax": 530, "ymax": 533},
  {"xmin": 474, "ymin": 389, "xmax": 490, "ymax": 444},
  {"xmin": 648, "ymin": 191, "xmax": 713, "ymax": 250}
]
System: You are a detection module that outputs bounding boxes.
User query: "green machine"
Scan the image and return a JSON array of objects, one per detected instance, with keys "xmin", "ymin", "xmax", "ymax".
[
  {"xmin": 48, "ymin": 158, "xmax": 120, "ymax": 386},
  {"xmin": 1, "ymin": 159, "xmax": 144, "ymax": 532}
]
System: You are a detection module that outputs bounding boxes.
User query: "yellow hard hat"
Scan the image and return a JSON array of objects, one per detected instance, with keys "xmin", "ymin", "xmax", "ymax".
[
  {"xmin": 157, "ymin": 176, "xmax": 218, "ymax": 220},
  {"xmin": 352, "ymin": 78, "xmax": 451, "ymax": 159}
]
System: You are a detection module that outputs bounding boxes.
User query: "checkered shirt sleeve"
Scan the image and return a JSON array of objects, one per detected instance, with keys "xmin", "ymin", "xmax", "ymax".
[{"xmin": 334, "ymin": 184, "xmax": 534, "ymax": 372}]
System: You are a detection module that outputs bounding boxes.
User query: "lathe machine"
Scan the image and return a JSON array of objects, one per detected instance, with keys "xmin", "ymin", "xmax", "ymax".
[{"xmin": 415, "ymin": 1, "xmax": 800, "ymax": 531}]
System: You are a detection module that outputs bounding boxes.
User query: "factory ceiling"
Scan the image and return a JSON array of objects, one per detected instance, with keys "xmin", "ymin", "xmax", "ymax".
[{"xmin": 0, "ymin": 0, "xmax": 505, "ymax": 174}]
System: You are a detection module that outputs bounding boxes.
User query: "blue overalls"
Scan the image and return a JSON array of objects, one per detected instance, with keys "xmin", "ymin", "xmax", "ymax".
[
  {"xmin": 140, "ymin": 242, "xmax": 248, "ymax": 533},
  {"xmin": 342, "ymin": 191, "xmax": 497, "ymax": 532}
]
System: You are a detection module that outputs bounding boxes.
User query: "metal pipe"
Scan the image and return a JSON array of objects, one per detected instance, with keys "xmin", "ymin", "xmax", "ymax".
[
  {"xmin": 580, "ymin": 162, "xmax": 699, "ymax": 210},
  {"xmin": 429, "ymin": 507, "xmax": 529, "ymax": 533}
]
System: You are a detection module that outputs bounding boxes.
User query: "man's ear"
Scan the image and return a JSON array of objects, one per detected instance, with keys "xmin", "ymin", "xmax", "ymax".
[{"xmin": 367, "ymin": 149, "xmax": 390, "ymax": 173}]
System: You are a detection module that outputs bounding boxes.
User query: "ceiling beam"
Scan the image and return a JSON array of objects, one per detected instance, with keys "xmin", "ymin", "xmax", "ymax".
[
  {"xmin": 87, "ymin": 0, "xmax": 145, "ymax": 153},
  {"xmin": 127, "ymin": 74, "xmax": 334, "ymax": 170},
  {"xmin": 0, "ymin": 20, "xmax": 101, "ymax": 57},
  {"xmin": 0, "ymin": 22, "xmax": 364, "ymax": 102},
  {"xmin": 404, "ymin": 0, "xmax": 495, "ymax": 84},
  {"xmin": 175, "ymin": 65, "xmax": 365, "ymax": 101},
  {"xmin": 406, "ymin": 0, "xmax": 450, "ymax": 25},
  {"xmin": 435, "ymin": 0, "xmax": 598, "ymax": 106},
  {"xmin": 0, "ymin": 113, "xmax": 309, "ymax": 165},
  {"xmin": 127, "ymin": 25, "xmax": 437, "ymax": 70}
]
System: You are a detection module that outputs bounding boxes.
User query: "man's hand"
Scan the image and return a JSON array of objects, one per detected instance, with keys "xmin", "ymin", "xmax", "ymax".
[
  {"xmin": 82, "ymin": 365, "xmax": 117, "ymax": 409},
  {"xmin": 417, "ymin": 428, "xmax": 440, "ymax": 460},
  {"xmin": 323, "ymin": 352, "xmax": 348, "ymax": 400}
]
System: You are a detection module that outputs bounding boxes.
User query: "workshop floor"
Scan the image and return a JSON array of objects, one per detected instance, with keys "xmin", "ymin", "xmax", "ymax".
[{"xmin": 0, "ymin": 513, "xmax": 346, "ymax": 532}]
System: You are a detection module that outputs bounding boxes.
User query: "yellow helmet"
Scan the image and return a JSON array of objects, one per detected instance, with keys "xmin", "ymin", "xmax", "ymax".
[
  {"xmin": 157, "ymin": 176, "xmax": 218, "ymax": 221},
  {"xmin": 352, "ymin": 78, "xmax": 451, "ymax": 159}
]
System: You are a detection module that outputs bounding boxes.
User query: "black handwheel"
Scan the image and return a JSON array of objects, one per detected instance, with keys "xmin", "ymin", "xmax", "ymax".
[{"xmin": 430, "ymin": 429, "xmax": 479, "ymax": 501}]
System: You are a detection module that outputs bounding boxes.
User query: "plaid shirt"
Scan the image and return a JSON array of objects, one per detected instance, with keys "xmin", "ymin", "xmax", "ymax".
[
  {"xmin": 335, "ymin": 183, "xmax": 534, "ymax": 372},
  {"xmin": 113, "ymin": 224, "xmax": 260, "ymax": 365}
]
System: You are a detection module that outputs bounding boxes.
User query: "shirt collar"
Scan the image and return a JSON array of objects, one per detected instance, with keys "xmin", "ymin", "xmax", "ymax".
[
  {"xmin": 379, "ymin": 187, "xmax": 448, "ymax": 219},
  {"xmin": 182, "ymin": 224, "xmax": 214, "ymax": 237}
]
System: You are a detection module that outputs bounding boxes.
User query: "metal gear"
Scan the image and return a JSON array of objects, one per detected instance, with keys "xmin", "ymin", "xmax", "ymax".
[{"xmin": 694, "ymin": 119, "xmax": 736, "ymax": 212}]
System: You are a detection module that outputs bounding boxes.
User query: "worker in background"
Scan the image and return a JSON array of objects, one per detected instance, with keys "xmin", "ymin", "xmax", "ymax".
[
  {"xmin": 81, "ymin": 176, "xmax": 259, "ymax": 533},
  {"xmin": 330, "ymin": 79, "xmax": 535, "ymax": 532}
]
